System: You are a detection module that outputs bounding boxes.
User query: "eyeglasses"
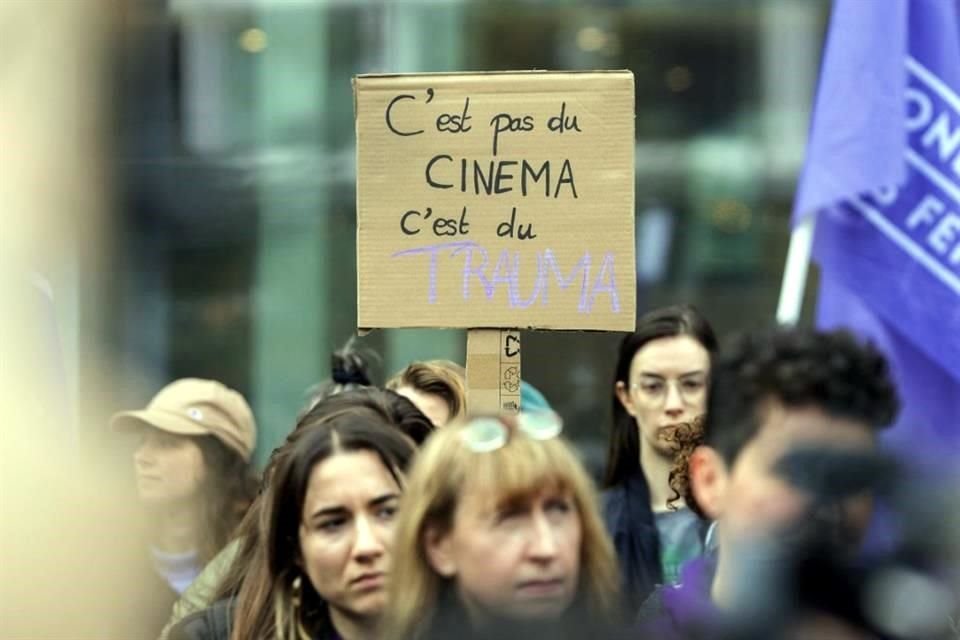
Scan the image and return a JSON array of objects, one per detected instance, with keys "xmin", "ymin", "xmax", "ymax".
[
  {"xmin": 630, "ymin": 376, "xmax": 707, "ymax": 405},
  {"xmin": 460, "ymin": 412, "xmax": 563, "ymax": 453}
]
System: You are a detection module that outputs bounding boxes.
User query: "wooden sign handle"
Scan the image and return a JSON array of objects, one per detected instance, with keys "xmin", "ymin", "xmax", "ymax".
[{"xmin": 466, "ymin": 329, "xmax": 521, "ymax": 415}]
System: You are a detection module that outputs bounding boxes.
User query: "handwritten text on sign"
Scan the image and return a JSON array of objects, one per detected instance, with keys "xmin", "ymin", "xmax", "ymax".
[{"xmin": 355, "ymin": 72, "xmax": 635, "ymax": 330}]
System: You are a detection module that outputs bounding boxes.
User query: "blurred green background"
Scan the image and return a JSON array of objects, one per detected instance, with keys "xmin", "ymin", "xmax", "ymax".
[{"xmin": 81, "ymin": 0, "xmax": 829, "ymax": 468}]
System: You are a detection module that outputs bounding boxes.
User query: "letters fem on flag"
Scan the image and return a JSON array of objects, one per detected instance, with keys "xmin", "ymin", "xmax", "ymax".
[{"xmin": 785, "ymin": 0, "xmax": 960, "ymax": 458}]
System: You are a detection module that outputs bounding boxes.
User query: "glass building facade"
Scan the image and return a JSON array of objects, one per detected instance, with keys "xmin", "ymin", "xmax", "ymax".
[{"xmin": 98, "ymin": 0, "xmax": 830, "ymax": 466}]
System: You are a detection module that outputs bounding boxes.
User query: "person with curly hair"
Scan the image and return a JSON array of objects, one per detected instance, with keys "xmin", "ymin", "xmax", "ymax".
[{"xmin": 637, "ymin": 327, "xmax": 899, "ymax": 638}]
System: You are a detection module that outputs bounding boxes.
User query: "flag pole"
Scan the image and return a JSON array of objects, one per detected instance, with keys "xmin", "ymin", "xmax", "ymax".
[{"xmin": 776, "ymin": 214, "xmax": 817, "ymax": 326}]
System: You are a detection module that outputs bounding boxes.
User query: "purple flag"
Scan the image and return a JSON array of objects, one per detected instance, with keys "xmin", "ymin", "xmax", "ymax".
[{"xmin": 794, "ymin": 0, "xmax": 960, "ymax": 459}]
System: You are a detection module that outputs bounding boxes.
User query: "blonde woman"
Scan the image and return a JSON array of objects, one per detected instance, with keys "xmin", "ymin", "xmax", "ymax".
[
  {"xmin": 382, "ymin": 413, "xmax": 621, "ymax": 640},
  {"xmin": 386, "ymin": 360, "xmax": 467, "ymax": 428}
]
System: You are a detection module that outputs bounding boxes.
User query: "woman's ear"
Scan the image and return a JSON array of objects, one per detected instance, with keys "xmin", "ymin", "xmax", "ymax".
[
  {"xmin": 423, "ymin": 525, "xmax": 457, "ymax": 578},
  {"xmin": 689, "ymin": 445, "xmax": 727, "ymax": 521},
  {"xmin": 615, "ymin": 381, "xmax": 637, "ymax": 418}
]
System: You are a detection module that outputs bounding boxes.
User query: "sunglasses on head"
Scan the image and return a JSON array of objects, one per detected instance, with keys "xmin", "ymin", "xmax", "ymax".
[{"xmin": 459, "ymin": 411, "xmax": 563, "ymax": 453}]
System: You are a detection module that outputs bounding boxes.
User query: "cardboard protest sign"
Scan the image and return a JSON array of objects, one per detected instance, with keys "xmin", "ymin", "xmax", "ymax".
[
  {"xmin": 355, "ymin": 71, "xmax": 636, "ymax": 331},
  {"xmin": 466, "ymin": 329, "xmax": 522, "ymax": 414}
]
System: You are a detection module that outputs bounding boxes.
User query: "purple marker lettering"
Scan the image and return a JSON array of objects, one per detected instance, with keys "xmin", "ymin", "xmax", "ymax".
[
  {"xmin": 584, "ymin": 252, "xmax": 620, "ymax": 313},
  {"xmin": 489, "ymin": 250, "xmax": 513, "ymax": 300},
  {"xmin": 392, "ymin": 241, "xmax": 476, "ymax": 304},
  {"xmin": 451, "ymin": 242, "xmax": 492, "ymax": 300},
  {"xmin": 508, "ymin": 251, "xmax": 543, "ymax": 308},
  {"xmin": 541, "ymin": 249, "xmax": 591, "ymax": 307}
]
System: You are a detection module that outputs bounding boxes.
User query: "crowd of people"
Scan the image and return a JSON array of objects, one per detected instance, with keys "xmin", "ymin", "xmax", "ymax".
[{"xmin": 108, "ymin": 306, "xmax": 958, "ymax": 640}]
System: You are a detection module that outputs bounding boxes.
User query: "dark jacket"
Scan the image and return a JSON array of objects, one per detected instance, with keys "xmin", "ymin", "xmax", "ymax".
[
  {"xmin": 603, "ymin": 470, "xmax": 713, "ymax": 615},
  {"xmin": 422, "ymin": 590, "xmax": 626, "ymax": 640},
  {"xmin": 167, "ymin": 599, "xmax": 233, "ymax": 640},
  {"xmin": 602, "ymin": 470, "xmax": 663, "ymax": 611},
  {"xmin": 168, "ymin": 597, "xmax": 341, "ymax": 640}
]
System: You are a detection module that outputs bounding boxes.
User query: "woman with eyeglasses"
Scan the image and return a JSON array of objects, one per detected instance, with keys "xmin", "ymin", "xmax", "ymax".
[
  {"xmin": 168, "ymin": 390, "xmax": 429, "ymax": 640},
  {"xmin": 381, "ymin": 413, "xmax": 621, "ymax": 640},
  {"xmin": 602, "ymin": 304, "xmax": 718, "ymax": 612}
]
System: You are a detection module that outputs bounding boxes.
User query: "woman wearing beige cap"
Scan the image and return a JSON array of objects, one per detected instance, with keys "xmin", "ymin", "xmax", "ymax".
[{"xmin": 111, "ymin": 378, "xmax": 259, "ymax": 637}]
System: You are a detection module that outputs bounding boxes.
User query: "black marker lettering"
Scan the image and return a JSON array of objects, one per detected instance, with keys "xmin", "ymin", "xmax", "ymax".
[
  {"xmin": 385, "ymin": 95, "xmax": 423, "ymax": 136},
  {"xmin": 547, "ymin": 102, "xmax": 582, "ymax": 134},
  {"xmin": 496, "ymin": 207, "xmax": 537, "ymax": 240},
  {"xmin": 494, "ymin": 161, "xmax": 517, "ymax": 194},
  {"xmin": 401, "ymin": 210, "xmax": 422, "ymax": 235},
  {"xmin": 426, "ymin": 155, "xmax": 453, "ymax": 189},
  {"xmin": 489, "ymin": 113, "xmax": 535, "ymax": 155},
  {"xmin": 436, "ymin": 97, "xmax": 473, "ymax": 134},
  {"xmin": 554, "ymin": 159, "xmax": 578, "ymax": 198},
  {"xmin": 522, "ymin": 161, "xmax": 550, "ymax": 197},
  {"xmin": 474, "ymin": 160, "xmax": 495, "ymax": 195}
]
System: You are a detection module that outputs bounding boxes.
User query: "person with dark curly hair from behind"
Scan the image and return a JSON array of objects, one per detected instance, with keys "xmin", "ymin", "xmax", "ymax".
[{"xmin": 636, "ymin": 327, "xmax": 899, "ymax": 640}]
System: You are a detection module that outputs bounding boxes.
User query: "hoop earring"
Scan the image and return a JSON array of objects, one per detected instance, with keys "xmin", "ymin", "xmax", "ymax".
[
  {"xmin": 291, "ymin": 574, "xmax": 313, "ymax": 640},
  {"xmin": 291, "ymin": 574, "xmax": 302, "ymax": 614}
]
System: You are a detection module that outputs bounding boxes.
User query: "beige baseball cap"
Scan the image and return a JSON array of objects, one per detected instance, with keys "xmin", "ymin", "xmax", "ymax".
[{"xmin": 111, "ymin": 378, "xmax": 256, "ymax": 462}]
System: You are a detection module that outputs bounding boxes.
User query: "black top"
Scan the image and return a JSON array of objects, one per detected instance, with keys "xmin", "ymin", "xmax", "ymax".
[
  {"xmin": 602, "ymin": 470, "xmax": 664, "ymax": 612},
  {"xmin": 168, "ymin": 597, "xmax": 342, "ymax": 640},
  {"xmin": 167, "ymin": 599, "xmax": 233, "ymax": 640},
  {"xmin": 420, "ymin": 590, "xmax": 626, "ymax": 640}
]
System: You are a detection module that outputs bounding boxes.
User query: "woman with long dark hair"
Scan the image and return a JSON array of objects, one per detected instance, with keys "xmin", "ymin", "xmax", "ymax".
[
  {"xmin": 159, "ymin": 343, "xmax": 415, "ymax": 638},
  {"xmin": 168, "ymin": 387, "xmax": 432, "ymax": 640},
  {"xmin": 602, "ymin": 304, "xmax": 717, "ymax": 612}
]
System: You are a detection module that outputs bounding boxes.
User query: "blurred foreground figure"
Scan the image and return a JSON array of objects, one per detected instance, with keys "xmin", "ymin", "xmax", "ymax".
[
  {"xmin": 382, "ymin": 412, "xmax": 621, "ymax": 640},
  {"xmin": 111, "ymin": 379, "xmax": 259, "ymax": 637},
  {"xmin": 0, "ymin": 0, "xmax": 120, "ymax": 634},
  {"xmin": 637, "ymin": 328, "xmax": 911, "ymax": 639}
]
